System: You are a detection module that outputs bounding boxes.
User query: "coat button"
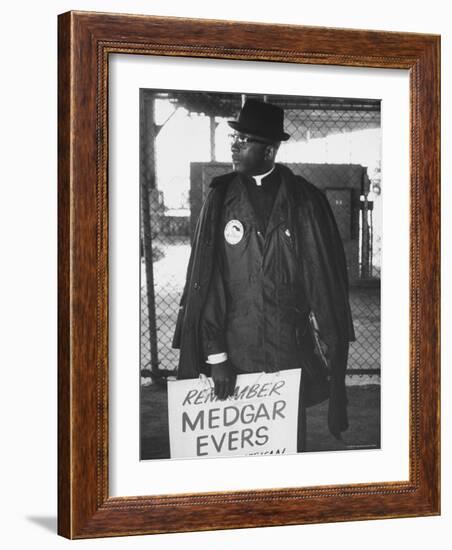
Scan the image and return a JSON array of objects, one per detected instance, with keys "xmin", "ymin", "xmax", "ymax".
[{"xmin": 193, "ymin": 282, "xmax": 200, "ymax": 290}]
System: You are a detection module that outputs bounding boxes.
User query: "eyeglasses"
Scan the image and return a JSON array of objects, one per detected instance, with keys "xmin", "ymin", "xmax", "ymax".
[{"xmin": 228, "ymin": 133, "xmax": 269, "ymax": 147}]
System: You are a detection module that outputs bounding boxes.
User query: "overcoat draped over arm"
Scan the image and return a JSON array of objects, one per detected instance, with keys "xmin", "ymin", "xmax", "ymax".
[{"xmin": 172, "ymin": 164, "xmax": 355, "ymax": 437}]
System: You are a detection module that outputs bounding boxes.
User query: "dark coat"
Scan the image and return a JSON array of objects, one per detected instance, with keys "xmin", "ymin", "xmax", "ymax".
[{"xmin": 172, "ymin": 163, "xmax": 355, "ymax": 437}]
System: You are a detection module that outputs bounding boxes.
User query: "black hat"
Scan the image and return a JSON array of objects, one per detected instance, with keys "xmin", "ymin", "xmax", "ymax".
[{"xmin": 228, "ymin": 98, "xmax": 290, "ymax": 142}]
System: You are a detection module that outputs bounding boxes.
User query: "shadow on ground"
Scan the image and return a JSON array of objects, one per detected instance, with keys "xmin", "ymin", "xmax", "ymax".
[
  {"xmin": 140, "ymin": 383, "xmax": 380, "ymax": 460},
  {"xmin": 26, "ymin": 516, "xmax": 57, "ymax": 533}
]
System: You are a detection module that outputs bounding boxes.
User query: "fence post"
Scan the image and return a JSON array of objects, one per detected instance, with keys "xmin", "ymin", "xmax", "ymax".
[
  {"xmin": 140, "ymin": 90, "xmax": 159, "ymax": 374},
  {"xmin": 209, "ymin": 115, "xmax": 217, "ymax": 162},
  {"xmin": 360, "ymin": 193, "xmax": 370, "ymax": 280}
]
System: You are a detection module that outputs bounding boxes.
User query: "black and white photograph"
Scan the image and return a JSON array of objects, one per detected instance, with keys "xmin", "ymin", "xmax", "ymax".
[
  {"xmin": 139, "ymin": 90, "xmax": 381, "ymax": 460},
  {"xmin": 0, "ymin": 0, "xmax": 446, "ymax": 545}
]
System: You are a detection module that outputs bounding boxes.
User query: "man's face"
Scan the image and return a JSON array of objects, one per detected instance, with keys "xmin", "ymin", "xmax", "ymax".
[{"xmin": 230, "ymin": 132, "xmax": 276, "ymax": 176}]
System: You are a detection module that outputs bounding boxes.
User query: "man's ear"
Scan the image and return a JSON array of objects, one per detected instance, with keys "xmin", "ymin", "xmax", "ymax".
[
  {"xmin": 264, "ymin": 142, "xmax": 280, "ymax": 160},
  {"xmin": 264, "ymin": 144, "xmax": 276, "ymax": 160}
]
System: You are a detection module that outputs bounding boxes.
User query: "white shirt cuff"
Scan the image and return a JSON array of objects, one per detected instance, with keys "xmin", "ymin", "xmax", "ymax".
[{"xmin": 206, "ymin": 352, "xmax": 228, "ymax": 364}]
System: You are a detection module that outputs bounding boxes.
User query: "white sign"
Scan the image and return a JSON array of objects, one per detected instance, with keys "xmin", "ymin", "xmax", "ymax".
[{"xmin": 168, "ymin": 369, "xmax": 301, "ymax": 459}]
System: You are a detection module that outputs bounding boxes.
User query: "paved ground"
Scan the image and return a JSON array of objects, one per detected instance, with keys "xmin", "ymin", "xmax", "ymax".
[{"xmin": 140, "ymin": 382, "xmax": 380, "ymax": 460}]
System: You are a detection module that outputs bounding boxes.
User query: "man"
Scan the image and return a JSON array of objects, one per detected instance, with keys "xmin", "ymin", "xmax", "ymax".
[{"xmin": 172, "ymin": 98, "xmax": 355, "ymax": 440}]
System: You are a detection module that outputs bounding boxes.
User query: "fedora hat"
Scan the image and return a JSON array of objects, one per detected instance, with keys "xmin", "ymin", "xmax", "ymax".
[{"xmin": 228, "ymin": 98, "xmax": 290, "ymax": 142}]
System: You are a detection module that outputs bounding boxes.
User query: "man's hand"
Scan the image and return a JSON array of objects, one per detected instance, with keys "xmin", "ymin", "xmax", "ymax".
[{"xmin": 211, "ymin": 360, "xmax": 236, "ymax": 400}]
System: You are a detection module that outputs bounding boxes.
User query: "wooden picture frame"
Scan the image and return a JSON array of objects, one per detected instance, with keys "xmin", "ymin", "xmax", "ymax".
[{"xmin": 58, "ymin": 10, "xmax": 440, "ymax": 538}]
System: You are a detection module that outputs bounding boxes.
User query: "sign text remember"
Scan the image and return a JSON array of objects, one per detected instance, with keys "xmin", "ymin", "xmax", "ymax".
[{"xmin": 168, "ymin": 370, "xmax": 301, "ymax": 459}]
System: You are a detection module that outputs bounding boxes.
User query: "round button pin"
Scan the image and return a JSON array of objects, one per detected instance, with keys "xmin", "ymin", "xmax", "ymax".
[{"xmin": 224, "ymin": 219, "xmax": 244, "ymax": 245}]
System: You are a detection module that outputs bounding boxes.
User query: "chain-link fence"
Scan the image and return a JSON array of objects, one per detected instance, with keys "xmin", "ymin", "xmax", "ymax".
[{"xmin": 140, "ymin": 90, "xmax": 381, "ymax": 384}]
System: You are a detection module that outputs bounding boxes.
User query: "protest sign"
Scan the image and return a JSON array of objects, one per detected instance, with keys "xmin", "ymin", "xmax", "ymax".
[{"xmin": 167, "ymin": 369, "xmax": 301, "ymax": 459}]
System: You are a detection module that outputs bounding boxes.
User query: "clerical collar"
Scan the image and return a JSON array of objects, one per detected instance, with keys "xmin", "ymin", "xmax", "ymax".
[{"xmin": 252, "ymin": 165, "xmax": 275, "ymax": 186}]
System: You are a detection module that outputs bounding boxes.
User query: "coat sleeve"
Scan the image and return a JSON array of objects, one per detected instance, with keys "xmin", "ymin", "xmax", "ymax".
[
  {"xmin": 312, "ymin": 188, "xmax": 355, "ymax": 437},
  {"xmin": 300, "ymin": 180, "xmax": 355, "ymax": 346},
  {"xmin": 171, "ymin": 190, "xmax": 212, "ymax": 350},
  {"xmin": 172, "ymin": 175, "xmax": 234, "ymax": 378},
  {"xmin": 200, "ymin": 254, "xmax": 227, "ymax": 358},
  {"xmin": 294, "ymin": 178, "xmax": 355, "ymax": 438},
  {"xmin": 315, "ymin": 188, "xmax": 356, "ymax": 343}
]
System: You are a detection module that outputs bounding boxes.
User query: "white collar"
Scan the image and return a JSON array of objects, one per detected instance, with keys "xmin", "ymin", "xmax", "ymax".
[{"xmin": 253, "ymin": 165, "xmax": 275, "ymax": 186}]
